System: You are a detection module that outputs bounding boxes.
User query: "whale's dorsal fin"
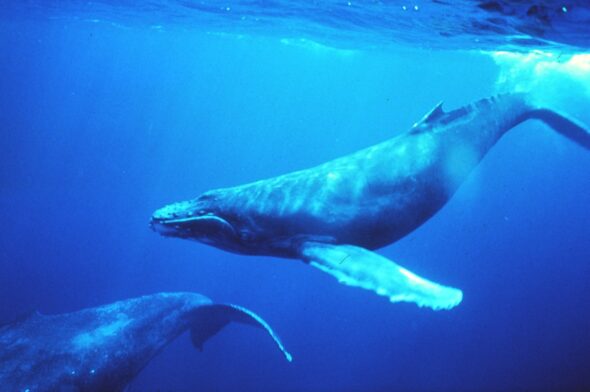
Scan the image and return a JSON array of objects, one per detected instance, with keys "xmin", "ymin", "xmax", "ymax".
[
  {"xmin": 423, "ymin": 101, "xmax": 445, "ymax": 122},
  {"xmin": 299, "ymin": 242, "xmax": 462, "ymax": 310},
  {"xmin": 415, "ymin": 101, "xmax": 444, "ymax": 127}
]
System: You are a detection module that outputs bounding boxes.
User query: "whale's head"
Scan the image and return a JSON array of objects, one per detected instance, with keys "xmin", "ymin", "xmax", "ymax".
[{"xmin": 150, "ymin": 191, "xmax": 246, "ymax": 252}]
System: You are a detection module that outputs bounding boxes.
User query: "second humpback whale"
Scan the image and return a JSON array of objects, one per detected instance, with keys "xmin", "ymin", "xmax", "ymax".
[
  {"xmin": 151, "ymin": 93, "xmax": 590, "ymax": 310},
  {"xmin": 0, "ymin": 292, "xmax": 291, "ymax": 391}
]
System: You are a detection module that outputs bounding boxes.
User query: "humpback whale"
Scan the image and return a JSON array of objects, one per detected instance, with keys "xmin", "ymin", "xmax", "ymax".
[
  {"xmin": 151, "ymin": 93, "xmax": 590, "ymax": 310},
  {"xmin": 0, "ymin": 292, "xmax": 291, "ymax": 391}
]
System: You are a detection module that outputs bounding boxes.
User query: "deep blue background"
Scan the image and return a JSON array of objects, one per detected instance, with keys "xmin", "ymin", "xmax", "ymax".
[{"xmin": 1, "ymin": 17, "xmax": 590, "ymax": 391}]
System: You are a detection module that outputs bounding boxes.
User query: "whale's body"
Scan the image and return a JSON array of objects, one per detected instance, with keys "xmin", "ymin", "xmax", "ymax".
[
  {"xmin": 152, "ymin": 94, "xmax": 590, "ymax": 310},
  {"xmin": 0, "ymin": 292, "xmax": 290, "ymax": 391}
]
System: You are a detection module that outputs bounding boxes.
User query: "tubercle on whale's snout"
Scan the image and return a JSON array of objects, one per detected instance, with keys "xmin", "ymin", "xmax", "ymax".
[
  {"xmin": 149, "ymin": 199, "xmax": 204, "ymax": 235},
  {"xmin": 152, "ymin": 200, "xmax": 197, "ymax": 221},
  {"xmin": 150, "ymin": 206, "xmax": 192, "ymax": 238}
]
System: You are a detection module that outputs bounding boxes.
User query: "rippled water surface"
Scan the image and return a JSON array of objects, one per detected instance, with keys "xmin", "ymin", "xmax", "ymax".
[{"xmin": 5, "ymin": 0, "xmax": 590, "ymax": 51}]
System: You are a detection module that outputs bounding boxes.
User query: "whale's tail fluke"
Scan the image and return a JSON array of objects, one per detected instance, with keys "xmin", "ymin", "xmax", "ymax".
[
  {"xmin": 525, "ymin": 108, "xmax": 590, "ymax": 150},
  {"xmin": 190, "ymin": 304, "xmax": 292, "ymax": 362}
]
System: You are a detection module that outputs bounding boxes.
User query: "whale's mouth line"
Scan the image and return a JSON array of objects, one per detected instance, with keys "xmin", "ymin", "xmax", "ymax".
[
  {"xmin": 158, "ymin": 216, "xmax": 209, "ymax": 225},
  {"xmin": 151, "ymin": 214, "xmax": 237, "ymax": 239}
]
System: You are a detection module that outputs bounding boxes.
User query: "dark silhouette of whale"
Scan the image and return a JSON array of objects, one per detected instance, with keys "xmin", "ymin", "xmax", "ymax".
[
  {"xmin": 151, "ymin": 93, "xmax": 590, "ymax": 310},
  {"xmin": 0, "ymin": 292, "xmax": 291, "ymax": 391}
]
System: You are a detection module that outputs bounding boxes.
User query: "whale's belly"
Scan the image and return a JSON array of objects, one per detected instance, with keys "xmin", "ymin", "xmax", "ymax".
[
  {"xmin": 280, "ymin": 172, "xmax": 448, "ymax": 249},
  {"xmin": 237, "ymin": 133, "xmax": 451, "ymax": 250}
]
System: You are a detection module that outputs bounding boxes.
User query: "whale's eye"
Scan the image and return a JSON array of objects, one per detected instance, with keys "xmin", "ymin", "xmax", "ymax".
[{"xmin": 239, "ymin": 230, "xmax": 253, "ymax": 241}]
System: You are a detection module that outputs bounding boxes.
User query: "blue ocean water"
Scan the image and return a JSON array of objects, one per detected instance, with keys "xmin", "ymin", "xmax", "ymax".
[{"xmin": 1, "ymin": 1, "xmax": 590, "ymax": 391}]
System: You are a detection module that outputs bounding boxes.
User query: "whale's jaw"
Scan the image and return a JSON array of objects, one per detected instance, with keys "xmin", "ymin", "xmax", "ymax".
[
  {"xmin": 151, "ymin": 209, "xmax": 233, "ymax": 237},
  {"xmin": 150, "ymin": 199, "xmax": 240, "ymax": 251},
  {"xmin": 151, "ymin": 214, "xmax": 235, "ymax": 240}
]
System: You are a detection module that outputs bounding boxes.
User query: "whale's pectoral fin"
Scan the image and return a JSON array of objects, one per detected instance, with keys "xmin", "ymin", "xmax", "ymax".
[
  {"xmin": 299, "ymin": 242, "xmax": 462, "ymax": 310},
  {"xmin": 190, "ymin": 303, "xmax": 292, "ymax": 362}
]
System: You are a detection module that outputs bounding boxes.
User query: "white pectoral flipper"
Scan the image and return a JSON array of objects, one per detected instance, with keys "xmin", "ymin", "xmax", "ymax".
[{"xmin": 299, "ymin": 242, "xmax": 462, "ymax": 310}]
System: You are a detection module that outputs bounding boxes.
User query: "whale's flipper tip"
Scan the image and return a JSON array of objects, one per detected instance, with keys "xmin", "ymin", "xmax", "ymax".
[
  {"xmin": 190, "ymin": 304, "xmax": 292, "ymax": 362},
  {"xmin": 300, "ymin": 242, "xmax": 463, "ymax": 311}
]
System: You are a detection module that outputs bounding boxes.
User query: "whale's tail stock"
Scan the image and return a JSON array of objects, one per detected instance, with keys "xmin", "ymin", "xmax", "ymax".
[
  {"xmin": 503, "ymin": 89, "xmax": 589, "ymax": 150},
  {"xmin": 524, "ymin": 107, "xmax": 590, "ymax": 150}
]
